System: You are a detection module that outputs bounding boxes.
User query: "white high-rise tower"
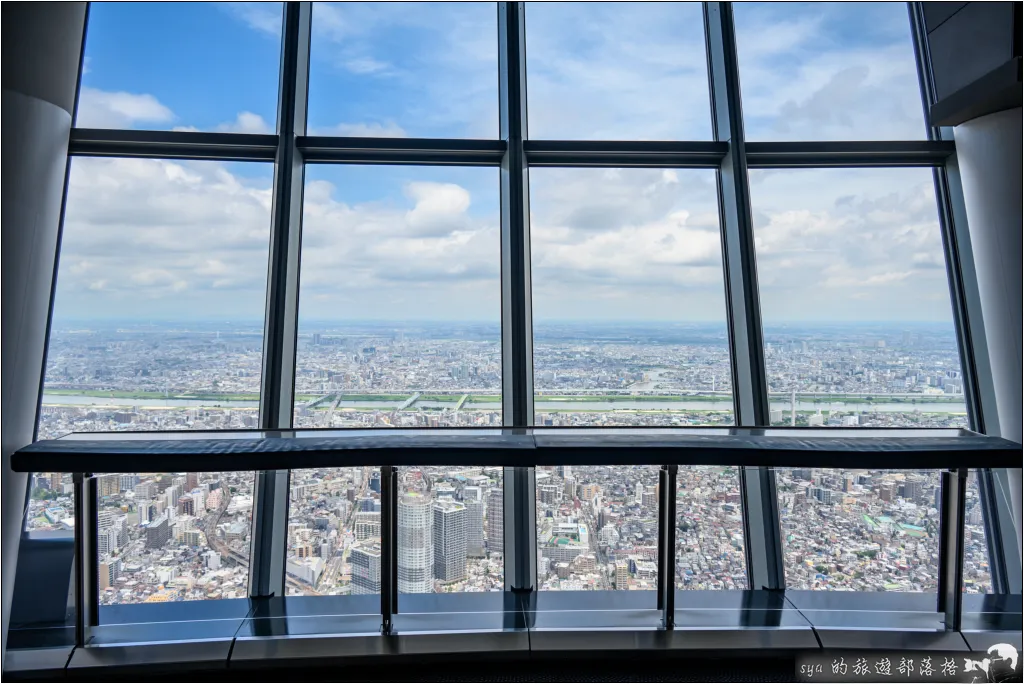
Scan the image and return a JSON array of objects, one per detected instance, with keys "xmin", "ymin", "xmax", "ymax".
[{"xmin": 398, "ymin": 492, "xmax": 433, "ymax": 593}]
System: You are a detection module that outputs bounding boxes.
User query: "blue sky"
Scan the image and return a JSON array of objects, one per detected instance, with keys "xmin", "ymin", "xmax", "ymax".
[{"xmin": 54, "ymin": 2, "xmax": 953, "ymax": 326}]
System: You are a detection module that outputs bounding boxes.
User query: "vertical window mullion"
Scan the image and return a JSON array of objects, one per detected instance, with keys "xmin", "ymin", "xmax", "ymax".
[
  {"xmin": 498, "ymin": 1, "xmax": 536, "ymax": 591},
  {"xmin": 704, "ymin": 1, "xmax": 784, "ymax": 591},
  {"xmin": 249, "ymin": 1, "xmax": 312, "ymax": 599}
]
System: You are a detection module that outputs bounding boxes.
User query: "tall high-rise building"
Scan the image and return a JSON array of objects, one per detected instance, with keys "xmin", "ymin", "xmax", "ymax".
[
  {"xmin": 146, "ymin": 514, "xmax": 171, "ymax": 549},
  {"xmin": 398, "ymin": 492, "xmax": 433, "ymax": 593},
  {"xmin": 186, "ymin": 472, "xmax": 199, "ymax": 492},
  {"xmin": 487, "ymin": 487, "xmax": 503, "ymax": 554},
  {"xmin": 463, "ymin": 487, "xmax": 485, "ymax": 558},
  {"xmin": 98, "ymin": 474, "xmax": 119, "ymax": 498},
  {"xmin": 350, "ymin": 540, "xmax": 382, "ymax": 595},
  {"xmin": 433, "ymin": 500, "xmax": 467, "ymax": 583},
  {"xmin": 119, "ymin": 473, "xmax": 138, "ymax": 493}
]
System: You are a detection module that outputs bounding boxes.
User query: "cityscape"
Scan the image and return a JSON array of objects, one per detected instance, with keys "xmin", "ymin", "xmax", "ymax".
[{"xmin": 26, "ymin": 320, "xmax": 992, "ymax": 605}]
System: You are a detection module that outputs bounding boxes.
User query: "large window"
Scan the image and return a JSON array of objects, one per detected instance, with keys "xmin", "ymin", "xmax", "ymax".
[
  {"xmin": 96, "ymin": 471, "xmax": 254, "ymax": 604},
  {"xmin": 750, "ymin": 168, "xmax": 967, "ymax": 430},
  {"xmin": 286, "ymin": 468, "xmax": 371, "ymax": 596},
  {"xmin": 676, "ymin": 467, "xmax": 747, "ymax": 590},
  {"xmin": 530, "ymin": 168, "xmax": 733, "ymax": 428},
  {"xmin": 77, "ymin": 2, "xmax": 282, "ymax": 131},
  {"xmin": 525, "ymin": 2, "xmax": 710, "ymax": 140},
  {"xmin": 308, "ymin": 2, "xmax": 497, "ymax": 138},
  {"xmin": 777, "ymin": 468, "xmax": 940, "ymax": 592},
  {"xmin": 537, "ymin": 466, "xmax": 659, "ymax": 591},
  {"xmin": 34, "ymin": 1, "xmax": 1006, "ymax": 611},
  {"xmin": 734, "ymin": 2, "xmax": 926, "ymax": 141},
  {"xmin": 37, "ymin": 155, "xmax": 271, "ymax": 603},
  {"xmin": 293, "ymin": 165, "xmax": 501, "ymax": 429}
]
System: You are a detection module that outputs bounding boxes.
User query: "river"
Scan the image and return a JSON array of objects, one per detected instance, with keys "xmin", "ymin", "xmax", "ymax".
[{"xmin": 42, "ymin": 394, "xmax": 966, "ymax": 414}]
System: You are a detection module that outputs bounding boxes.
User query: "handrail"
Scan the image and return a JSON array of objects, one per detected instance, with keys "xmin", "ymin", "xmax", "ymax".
[
  {"xmin": 20, "ymin": 427, "xmax": 1020, "ymax": 649},
  {"xmin": 12, "ymin": 427, "xmax": 1021, "ymax": 473}
]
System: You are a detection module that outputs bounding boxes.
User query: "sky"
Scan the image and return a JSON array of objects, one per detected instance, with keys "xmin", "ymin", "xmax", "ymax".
[{"xmin": 53, "ymin": 1, "xmax": 956, "ymax": 327}]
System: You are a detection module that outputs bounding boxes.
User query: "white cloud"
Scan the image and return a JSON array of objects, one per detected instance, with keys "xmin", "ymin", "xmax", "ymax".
[
  {"xmin": 221, "ymin": 2, "xmax": 282, "ymax": 37},
  {"xmin": 76, "ymin": 87, "xmax": 175, "ymax": 129},
  {"xmin": 311, "ymin": 121, "xmax": 408, "ymax": 138},
  {"xmin": 218, "ymin": 111, "xmax": 273, "ymax": 134}
]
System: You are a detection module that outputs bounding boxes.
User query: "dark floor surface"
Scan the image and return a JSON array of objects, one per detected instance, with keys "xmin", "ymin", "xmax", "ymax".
[{"xmin": 37, "ymin": 655, "xmax": 797, "ymax": 683}]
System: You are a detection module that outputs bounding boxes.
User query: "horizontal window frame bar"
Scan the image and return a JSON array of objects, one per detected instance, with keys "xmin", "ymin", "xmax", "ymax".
[
  {"xmin": 524, "ymin": 140, "xmax": 728, "ymax": 167},
  {"xmin": 68, "ymin": 129, "xmax": 279, "ymax": 162},
  {"xmin": 744, "ymin": 140, "xmax": 956, "ymax": 168},
  {"xmin": 15, "ymin": 428, "xmax": 1020, "ymax": 472},
  {"xmin": 67, "ymin": 132, "xmax": 955, "ymax": 169},
  {"xmin": 297, "ymin": 136, "xmax": 507, "ymax": 165}
]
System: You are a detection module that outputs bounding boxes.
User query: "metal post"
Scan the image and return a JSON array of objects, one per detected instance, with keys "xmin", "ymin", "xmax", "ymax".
[
  {"xmin": 73, "ymin": 473, "xmax": 97, "ymax": 647},
  {"xmin": 250, "ymin": 1, "xmax": 311, "ymax": 599},
  {"xmin": 938, "ymin": 468, "xmax": 967, "ymax": 630},
  {"xmin": 380, "ymin": 465, "xmax": 398, "ymax": 634},
  {"xmin": 498, "ymin": 2, "xmax": 536, "ymax": 592},
  {"xmin": 657, "ymin": 465, "xmax": 678, "ymax": 629},
  {"xmin": 704, "ymin": 2, "xmax": 784, "ymax": 591}
]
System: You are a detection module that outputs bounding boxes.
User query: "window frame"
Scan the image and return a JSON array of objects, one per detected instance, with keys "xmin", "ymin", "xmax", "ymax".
[{"xmin": 34, "ymin": 0, "xmax": 1020, "ymax": 614}]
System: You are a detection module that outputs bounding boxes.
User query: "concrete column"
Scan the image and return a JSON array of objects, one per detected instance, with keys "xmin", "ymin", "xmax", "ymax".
[
  {"xmin": 1, "ymin": 2, "xmax": 87, "ymax": 665},
  {"xmin": 954, "ymin": 107, "xmax": 1023, "ymax": 562}
]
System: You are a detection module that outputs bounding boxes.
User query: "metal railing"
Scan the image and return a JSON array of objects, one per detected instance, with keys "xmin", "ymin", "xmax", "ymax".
[{"xmin": 14, "ymin": 426, "xmax": 1021, "ymax": 646}]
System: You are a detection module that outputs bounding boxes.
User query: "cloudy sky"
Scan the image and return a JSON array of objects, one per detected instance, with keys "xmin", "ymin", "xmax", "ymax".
[{"xmin": 54, "ymin": 1, "xmax": 956, "ymax": 326}]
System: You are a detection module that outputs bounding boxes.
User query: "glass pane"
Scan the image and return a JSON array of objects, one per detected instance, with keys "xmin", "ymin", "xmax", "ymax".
[
  {"xmin": 537, "ymin": 465, "xmax": 659, "ymax": 591},
  {"xmin": 777, "ymin": 468, "xmax": 940, "ymax": 591},
  {"xmin": 530, "ymin": 168, "xmax": 732, "ymax": 427},
  {"xmin": 675, "ymin": 466, "xmax": 747, "ymax": 590},
  {"xmin": 293, "ymin": 165, "xmax": 501, "ymax": 428},
  {"xmin": 78, "ymin": 2, "xmax": 282, "ymax": 131},
  {"xmin": 749, "ymin": 168, "xmax": 967, "ymax": 429},
  {"xmin": 286, "ymin": 468, "xmax": 373, "ymax": 596},
  {"xmin": 734, "ymin": 2, "xmax": 926, "ymax": 141},
  {"xmin": 526, "ymin": 2, "xmax": 711, "ymax": 140},
  {"xmin": 97, "ymin": 471, "xmax": 255, "ymax": 604},
  {"xmin": 25, "ymin": 473, "xmax": 74, "ymax": 531},
  {"xmin": 38, "ymin": 158, "xmax": 272, "ymax": 438},
  {"xmin": 397, "ymin": 467, "xmax": 504, "ymax": 593},
  {"xmin": 964, "ymin": 470, "xmax": 993, "ymax": 594},
  {"xmin": 308, "ymin": 2, "xmax": 497, "ymax": 138}
]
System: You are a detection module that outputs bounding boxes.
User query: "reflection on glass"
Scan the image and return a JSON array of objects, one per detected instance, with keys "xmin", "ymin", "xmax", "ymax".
[
  {"xmin": 675, "ymin": 467, "xmax": 747, "ymax": 590},
  {"xmin": 526, "ymin": 2, "xmax": 710, "ymax": 140},
  {"xmin": 96, "ymin": 471, "xmax": 254, "ymax": 604},
  {"xmin": 286, "ymin": 468, "xmax": 372, "ymax": 596},
  {"xmin": 749, "ymin": 168, "xmax": 967, "ymax": 429},
  {"xmin": 293, "ymin": 165, "xmax": 501, "ymax": 428},
  {"xmin": 24, "ymin": 473, "xmax": 74, "ymax": 532},
  {"xmin": 734, "ymin": 2, "xmax": 926, "ymax": 141},
  {"xmin": 308, "ymin": 2, "xmax": 497, "ymax": 138},
  {"xmin": 530, "ymin": 168, "xmax": 732, "ymax": 427},
  {"xmin": 397, "ymin": 467, "xmax": 504, "ymax": 593},
  {"xmin": 77, "ymin": 2, "xmax": 282, "ymax": 131},
  {"xmin": 777, "ymin": 468, "xmax": 940, "ymax": 591},
  {"xmin": 963, "ymin": 470, "xmax": 993, "ymax": 594},
  {"xmin": 537, "ymin": 466, "xmax": 659, "ymax": 591}
]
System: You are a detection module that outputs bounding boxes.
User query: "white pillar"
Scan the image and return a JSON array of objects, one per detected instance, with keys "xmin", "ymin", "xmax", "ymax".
[
  {"xmin": 1, "ymin": 3, "xmax": 87, "ymax": 665},
  {"xmin": 954, "ymin": 107, "xmax": 1023, "ymax": 563}
]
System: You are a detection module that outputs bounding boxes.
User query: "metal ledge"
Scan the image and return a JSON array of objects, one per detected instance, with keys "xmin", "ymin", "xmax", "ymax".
[
  {"xmin": 744, "ymin": 141, "xmax": 956, "ymax": 168},
  {"xmin": 297, "ymin": 136, "xmax": 506, "ymax": 165},
  {"xmin": 14, "ymin": 427, "xmax": 1021, "ymax": 472},
  {"xmin": 524, "ymin": 140, "xmax": 728, "ymax": 167},
  {"xmin": 67, "ymin": 640, "xmax": 233, "ymax": 672},
  {"xmin": 69, "ymin": 129, "xmax": 279, "ymax": 162}
]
